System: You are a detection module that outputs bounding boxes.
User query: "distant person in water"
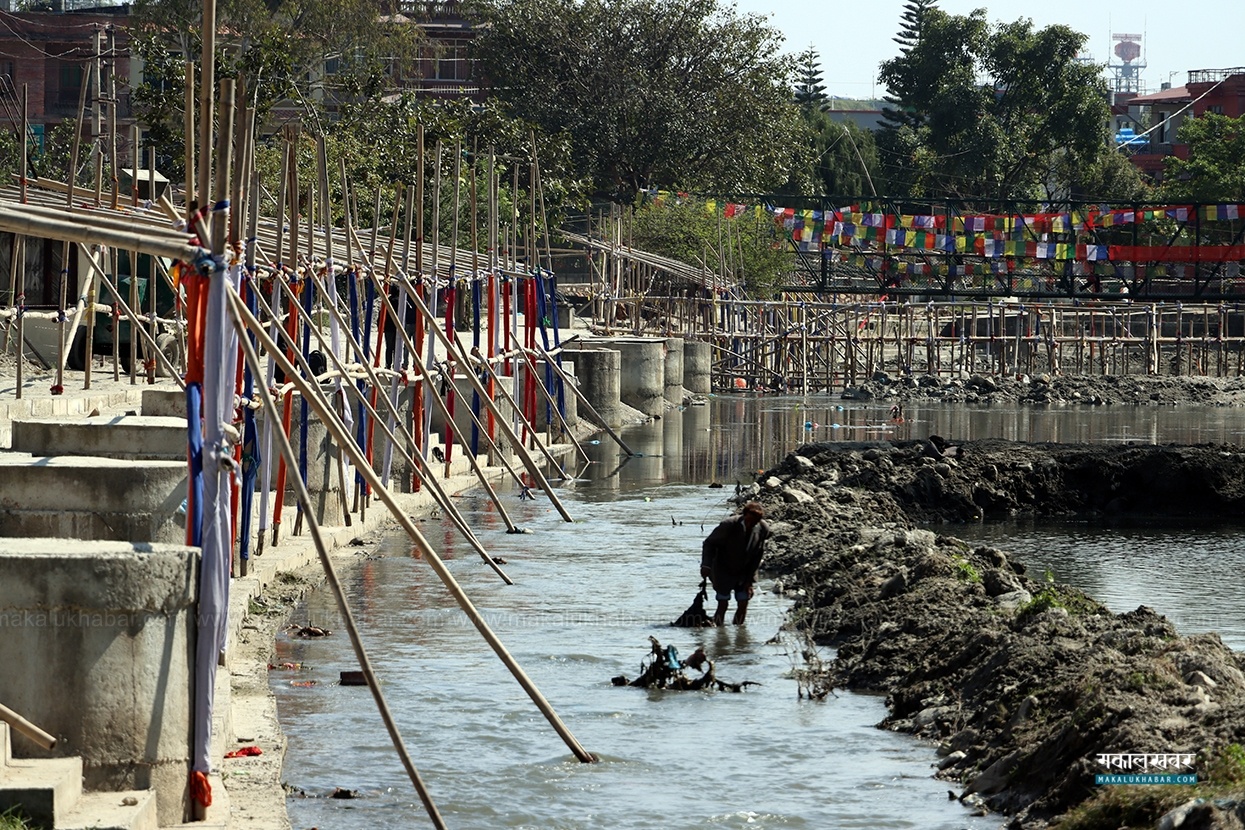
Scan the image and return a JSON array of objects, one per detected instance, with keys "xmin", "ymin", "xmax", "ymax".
[
  {"xmin": 700, "ymin": 502, "xmax": 770, "ymax": 625},
  {"xmin": 890, "ymin": 403, "xmax": 904, "ymax": 422}
]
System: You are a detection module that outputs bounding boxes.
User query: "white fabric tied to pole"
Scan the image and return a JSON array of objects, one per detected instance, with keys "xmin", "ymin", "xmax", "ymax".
[
  {"xmin": 381, "ymin": 283, "xmax": 410, "ymax": 487},
  {"xmin": 192, "ymin": 256, "xmax": 240, "ymax": 777}
]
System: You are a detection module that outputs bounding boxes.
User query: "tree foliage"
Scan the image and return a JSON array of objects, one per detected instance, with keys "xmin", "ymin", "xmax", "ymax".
[
  {"xmin": 1162, "ymin": 113, "xmax": 1245, "ymax": 202},
  {"xmin": 880, "ymin": 0, "xmax": 938, "ymax": 130},
  {"xmin": 876, "ymin": 10, "xmax": 1111, "ymax": 204},
  {"xmin": 628, "ymin": 197, "xmax": 791, "ymax": 297},
  {"xmin": 468, "ymin": 0, "xmax": 802, "ymax": 205},
  {"xmin": 131, "ymin": 0, "xmax": 423, "ymax": 182}
]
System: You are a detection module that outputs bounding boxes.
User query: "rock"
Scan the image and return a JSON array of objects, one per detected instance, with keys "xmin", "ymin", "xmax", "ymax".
[
  {"xmin": 938, "ymin": 750, "xmax": 966, "ymax": 770},
  {"xmin": 913, "ymin": 705, "xmax": 956, "ymax": 730},
  {"xmin": 879, "ymin": 572, "xmax": 907, "ymax": 599},
  {"xmin": 994, "ymin": 589, "xmax": 1033, "ymax": 611},
  {"xmin": 763, "ymin": 476, "xmax": 784, "ymax": 490},
  {"xmin": 782, "ymin": 487, "xmax": 814, "ymax": 504},
  {"xmin": 1185, "ymin": 670, "xmax": 1218, "ymax": 691},
  {"xmin": 1157, "ymin": 798, "xmax": 1208, "ymax": 830},
  {"xmin": 792, "ymin": 454, "xmax": 816, "ymax": 470},
  {"xmin": 964, "ymin": 749, "xmax": 1022, "ymax": 796},
  {"xmin": 934, "ymin": 462, "xmax": 952, "ymax": 478},
  {"xmin": 983, "ymin": 568, "xmax": 1023, "ymax": 597}
]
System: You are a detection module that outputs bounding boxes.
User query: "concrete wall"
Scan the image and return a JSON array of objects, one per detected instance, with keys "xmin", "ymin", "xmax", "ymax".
[
  {"xmin": 561, "ymin": 347, "xmax": 622, "ymax": 428},
  {"xmin": 683, "ymin": 340, "xmax": 712, "ymax": 394},
  {"xmin": 0, "ymin": 539, "xmax": 198, "ymax": 824}
]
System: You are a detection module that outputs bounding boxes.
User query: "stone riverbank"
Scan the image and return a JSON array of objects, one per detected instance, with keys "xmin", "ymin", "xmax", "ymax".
[{"xmin": 753, "ymin": 439, "xmax": 1245, "ymax": 829}]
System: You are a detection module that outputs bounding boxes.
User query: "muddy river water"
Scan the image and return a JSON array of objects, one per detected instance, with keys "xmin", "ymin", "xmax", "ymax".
[{"xmin": 273, "ymin": 395, "xmax": 1245, "ymax": 829}]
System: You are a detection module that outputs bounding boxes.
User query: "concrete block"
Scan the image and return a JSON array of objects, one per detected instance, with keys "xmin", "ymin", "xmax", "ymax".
[
  {"xmin": 0, "ymin": 540, "xmax": 198, "ymax": 824},
  {"xmin": 140, "ymin": 388, "xmax": 187, "ymax": 420},
  {"xmin": 12, "ymin": 416, "xmax": 187, "ymax": 461},
  {"xmin": 0, "ymin": 756, "xmax": 83, "ymax": 828},
  {"xmin": 595, "ymin": 337, "xmax": 665, "ymax": 416},
  {"xmin": 683, "ymin": 340, "xmax": 712, "ymax": 394},
  {"xmin": 560, "ymin": 346, "xmax": 623, "ymax": 428},
  {"xmin": 663, "ymin": 338, "xmax": 684, "ymax": 403},
  {"xmin": 57, "ymin": 789, "xmax": 158, "ymax": 830},
  {"xmin": 0, "ymin": 455, "xmax": 186, "ymax": 544}
]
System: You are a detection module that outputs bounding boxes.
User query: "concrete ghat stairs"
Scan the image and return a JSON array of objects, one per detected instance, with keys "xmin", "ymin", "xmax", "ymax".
[{"xmin": 0, "ymin": 722, "xmax": 157, "ymax": 830}]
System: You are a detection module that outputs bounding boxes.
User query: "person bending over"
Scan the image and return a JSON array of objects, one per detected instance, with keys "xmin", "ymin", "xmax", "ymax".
[{"xmin": 700, "ymin": 501, "xmax": 770, "ymax": 626}]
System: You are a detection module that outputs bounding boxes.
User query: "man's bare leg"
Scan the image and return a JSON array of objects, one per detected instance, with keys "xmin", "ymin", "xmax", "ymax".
[
  {"xmin": 732, "ymin": 598, "xmax": 749, "ymax": 625},
  {"xmin": 713, "ymin": 599, "xmax": 728, "ymax": 627}
]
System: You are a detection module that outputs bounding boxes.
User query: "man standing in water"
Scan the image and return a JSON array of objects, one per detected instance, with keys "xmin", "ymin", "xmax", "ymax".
[{"xmin": 700, "ymin": 502, "xmax": 770, "ymax": 626}]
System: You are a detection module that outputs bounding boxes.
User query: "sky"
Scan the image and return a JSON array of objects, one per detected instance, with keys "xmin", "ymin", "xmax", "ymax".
[{"xmin": 732, "ymin": 0, "xmax": 1245, "ymax": 101}]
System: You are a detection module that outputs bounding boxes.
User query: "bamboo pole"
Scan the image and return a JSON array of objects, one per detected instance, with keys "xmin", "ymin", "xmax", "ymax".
[
  {"xmin": 231, "ymin": 301, "xmax": 449, "ymax": 829},
  {"xmin": 228, "ymin": 288, "xmax": 596, "ymax": 763},
  {"xmin": 0, "ymin": 701, "xmax": 56, "ymax": 751},
  {"xmin": 405, "ymin": 286, "xmax": 574, "ymax": 521}
]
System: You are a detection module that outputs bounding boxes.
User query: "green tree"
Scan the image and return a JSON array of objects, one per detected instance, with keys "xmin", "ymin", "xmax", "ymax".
[
  {"xmin": 793, "ymin": 47, "xmax": 829, "ymax": 111},
  {"xmin": 787, "ymin": 110, "xmax": 878, "ymax": 197},
  {"xmin": 1162, "ymin": 113, "xmax": 1245, "ymax": 202},
  {"xmin": 876, "ymin": 10, "xmax": 1110, "ymax": 204},
  {"xmin": 879, "ymin": 0, "xmax": 938, "ymax": 131},
  {"xmin": 130, "ymin": 0, "xmax": 423, "ymax": 183},
  {"xmin": 468, "ymin": 0, "xmax": 803, "ymax": 204},
  {"xmin": 629, "ymin": 197, "xmax": 791, "ymax": 297}
]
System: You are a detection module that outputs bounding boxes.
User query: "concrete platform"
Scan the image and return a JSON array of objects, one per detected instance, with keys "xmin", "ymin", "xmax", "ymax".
[
  {"xmin": 0, "ymin": 454, "xmax": 186, "ymax": 543},
  {"xmin": 0, "ymin": 754, "xmax": 83, "ymax": 829},
  {"xmin": 140, "ymin": 388, "xmax": 186, "ymax": 420},
  {"xmin": 0, "ymin": 540, "xmax": 198, "ymax": 824},
  {"xmin": 12, "ymin": 415, "xmax": 187, "ymax": 461}
]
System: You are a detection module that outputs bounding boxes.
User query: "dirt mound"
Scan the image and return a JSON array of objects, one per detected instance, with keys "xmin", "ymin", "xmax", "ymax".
[
  {"xmin": 753, "ymin": 441, "xmax": 1245, "ymax": 828},
  {"xmin": 844, "ymin": 372, "xmax": 1245, "ymax": 408}
]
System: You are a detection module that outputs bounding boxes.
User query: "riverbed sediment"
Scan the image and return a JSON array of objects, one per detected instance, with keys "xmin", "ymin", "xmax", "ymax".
[{"xmin": 754, "ymin": 439, "xmax": 1245, "ymax": 829}]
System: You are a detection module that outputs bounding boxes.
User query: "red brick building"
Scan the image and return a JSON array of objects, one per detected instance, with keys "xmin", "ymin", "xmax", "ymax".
[
  {"xmin": 1124, "ymin": 67, "xmax": 1245, "ymax": 182},
  {"xmin": 0, "ymin": 4, "xmax": 132, "ymax": 156}
]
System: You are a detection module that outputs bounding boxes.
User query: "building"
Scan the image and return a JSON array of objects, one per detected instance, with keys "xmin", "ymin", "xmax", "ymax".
[
  {"xmin": 1122, "ymin": 67, "xmax": 1245, "ymax": 183},
  {"xmin": 0, "ymin": 3, "xmax": 133, "ymax": 158}
]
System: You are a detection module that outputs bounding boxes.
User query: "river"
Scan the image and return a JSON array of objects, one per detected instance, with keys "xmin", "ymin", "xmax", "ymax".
[{"xmin": 272, "ymin": 394, "xmax": 1245, "ymax": 828}]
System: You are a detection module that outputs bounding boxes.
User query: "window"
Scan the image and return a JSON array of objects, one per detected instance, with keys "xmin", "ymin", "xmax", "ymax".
[
  {"xmin": 1207, "ymin": 104, "xmax": 1225, "ymax": 115},
  {"xmin": 1157, "ymin": 112, "xmax": 1168, "ymax": 143}
]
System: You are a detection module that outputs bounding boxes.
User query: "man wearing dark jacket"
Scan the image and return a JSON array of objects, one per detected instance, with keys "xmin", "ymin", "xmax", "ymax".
[{"xmin": 700, "ymin": 502, "xmax": 769, "ymax": 626}]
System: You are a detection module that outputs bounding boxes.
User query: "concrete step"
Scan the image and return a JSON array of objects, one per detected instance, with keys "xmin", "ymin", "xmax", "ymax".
[
  {"xmin": 1, "ymin": 721, "xmax": 10, "ymax": 768},
  {"xmin": 12, "ymin": 416, "xmax": 187, "ymax": 461},
  {"xmin": 0, "ymin": 454, "xmax": 186, "ymax": 544},
  {"xmin": 55, "ymin": 789, "xmax": 158, "ymax": 830},
  {"xmin": 140, "ymin": 389, "xmax": 186, "ymax": 420},
  {"xmin": 0, "ymin": 756, "xmax": 83, "ymax": 828}
]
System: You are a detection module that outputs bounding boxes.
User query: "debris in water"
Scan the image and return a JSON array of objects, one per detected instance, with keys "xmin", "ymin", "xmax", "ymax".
[
  {"xmin": 612, "ymin": 636, "xmax": 759, "ymax": 692},
  {"xmin": 288, "ymin": 624, "xmax": 332, "ymax": 638}
]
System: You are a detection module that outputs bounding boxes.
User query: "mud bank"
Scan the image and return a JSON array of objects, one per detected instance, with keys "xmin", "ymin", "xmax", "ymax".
[
  {"xmin": 846, "ymin": 372, "xmax": 1245, "ymax": 408},
  {"xmin": 755, "ymin": 440, "xmax": 1245, "ymax": 829}
]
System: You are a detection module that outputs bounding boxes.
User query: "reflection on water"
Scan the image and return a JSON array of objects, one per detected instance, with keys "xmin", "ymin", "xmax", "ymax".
[
  {"xmin": 274, "ymin": 393, "xmax": 1245, "ymax": 829},
  {"xmin": 949, "ymin": 518, "xmax": 1245, "ymax": 652}
]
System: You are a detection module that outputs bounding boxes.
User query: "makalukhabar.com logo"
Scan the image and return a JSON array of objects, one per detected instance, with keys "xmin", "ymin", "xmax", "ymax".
[{"xmin": 1094, "ymin": 753, "xmax": 1197, "ymax": 785}]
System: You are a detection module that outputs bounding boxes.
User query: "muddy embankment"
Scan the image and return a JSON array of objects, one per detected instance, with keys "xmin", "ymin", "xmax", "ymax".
[
  {"xmin": 844, "ymin": 371, "xmax": 1245, "ymax": 408},
  {"xmin": 753, "ymin": 439, "xmax": 1245, "ymax": 829}
]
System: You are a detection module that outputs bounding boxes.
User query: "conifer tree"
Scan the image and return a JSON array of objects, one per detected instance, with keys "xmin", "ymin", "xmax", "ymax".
[
  {"xmin": 793, "ymin": 47, "xmax": 829, "ymax": 112},
  {"xmin": 880, "ymin": 0, "xmax": 938, "ymax": 130}
]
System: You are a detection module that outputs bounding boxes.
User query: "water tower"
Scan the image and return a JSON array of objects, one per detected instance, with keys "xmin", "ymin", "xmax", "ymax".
[{"xmin": 1108, "ymin": 32, "xmax": 1146, "ymax": 95}]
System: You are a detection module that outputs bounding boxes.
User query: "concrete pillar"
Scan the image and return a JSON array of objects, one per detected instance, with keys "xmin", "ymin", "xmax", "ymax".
[
  {"xmin": 561, "ymin": 346, "xmax": 622, "ymax": 428},
  {"xmin": 683, "ymin": 340, "xmax": 712, "ymax": 394},
  {"xmin": 663, "ymin": 338, "xmax": 684, "ymax": 403},
  {"xmin": 603, "ymin": 338, "xmax": 665, "ymax": 416},
  {"xmin": 285, "ymin": 400, "xmax": 343, "ymax": 525},
  {"xmin": 0, "ymin": 539, "xmax": 198, "ymax": 823}
]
